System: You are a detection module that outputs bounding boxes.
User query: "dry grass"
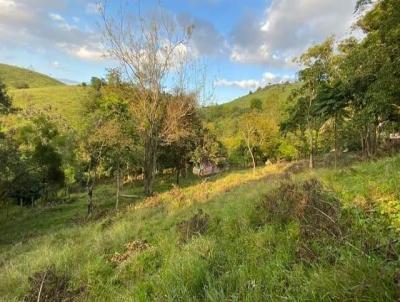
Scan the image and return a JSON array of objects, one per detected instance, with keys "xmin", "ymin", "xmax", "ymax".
[
  {"xmin": 176, "ymin": 209, "xmax": 209, "ymax": 243},
  {"xmin": 23, "ymin": 266, "xmax": 84, "ymax": 302},
  {"xmin": 110, "ymin": 240, "xmax": 151, "ymax": 264},
  {"xmin": 133, "ymin": 164, "xmax": 287, "ymax": 212}
]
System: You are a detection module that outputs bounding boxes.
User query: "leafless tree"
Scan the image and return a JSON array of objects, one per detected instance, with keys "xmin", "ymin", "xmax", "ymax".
[{"xmin": 101, "ymin": 1, "xmax": 204, "ymax": 196}]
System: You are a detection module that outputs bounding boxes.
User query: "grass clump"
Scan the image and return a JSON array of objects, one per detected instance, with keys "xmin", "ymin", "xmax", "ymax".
[
  {"xmin": 111, "ymin": 240, "xmax": 151, "ymax": 264},
  {"xmin": 23, "ymin": 266, "xmax": 84, "ymax": 302},
  {"xmin": 176, "ymin": 209, "xmax": 210, "ymax": 243},
  {"xmin": 253, "ymin": 179, "xmax": 342, "ymax": 239},
  {"xmin": 251, "ymin": 178, "xmax": 346, "ymax": 266}
]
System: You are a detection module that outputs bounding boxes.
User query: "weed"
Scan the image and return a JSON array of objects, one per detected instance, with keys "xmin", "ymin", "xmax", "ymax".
[
  {"xmin": 111, "ymin": 240, "xmax": 151, "ymax": 264},
  {"xmin": 177, "ymin": 209, "xmax": 209, "ymax": 243},
  {"xmin": 23, "ymin": 266, "xmax": 84, "ymax": 302}
]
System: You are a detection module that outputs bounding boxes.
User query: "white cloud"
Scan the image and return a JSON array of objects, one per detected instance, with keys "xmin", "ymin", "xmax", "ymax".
[
  {"xmin": 49, "ymin": 13, "xmax": 64, "ymax": 22},
  {"xmin": 52, "ymin": 60, "xmax": 60, "ymax": 68},
  {"xmin": 177, "ymin": 13, "xmax": 228, "ymax": 57},
  {"xmin": 230, "ymin": 0, "xmax": 358, "ymax": 67},
  {"xmin": 0, "ymin": 0, "xmax": 16, "ymax": 9},
  {"xmin": 0, "ymin": 0, "xmax": 104, "ymax": 62},
  {"xmin": 215, "ymin": 72, "xmax": 294, "ymax": 90},
  {"xmin": 72, "ymin": 46, "xmax": 104, "ymax": 61},
  {"xmin": 214, "ymin": 78, "xmax": 260, "ymax": 90},
  {"xmin": 86, "ymin": 2, "xmax": 101, "ymax": 15}
]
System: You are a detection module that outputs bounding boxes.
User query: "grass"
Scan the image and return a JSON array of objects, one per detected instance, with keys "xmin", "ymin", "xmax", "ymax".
[
  {"xmin": 0, "ymin": 157, "xmax": 399, "ymax": 301},
  {"xmin": 5, "ymin": 85, "xmax": 93, "ymax": 129},
  {"xmin": 0, "ymin": 63, "xmax": 63, "ymax": 89},
  {"xmin": 202, "ymin": 83, "xmax": 297, "ymax": 137}
]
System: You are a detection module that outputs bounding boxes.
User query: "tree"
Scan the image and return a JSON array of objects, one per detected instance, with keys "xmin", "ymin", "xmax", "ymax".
[
  {"xmin": 14, "ymin": 111, "xmax": 66, "ymax": 203},
  {"xmin": 0, "ymin": 80, "xmax": 13, "ymax": 115},
  {"xmin": 250, "ymin": 98, "xmax": 263, "ymax": 111},
  {"xmin": 90, "ymin": 77, "xmax": 105, "ymax": 91},
  {"xmin": 191, "ymin": 129, "xmax": 227, "ymax": 169},
  {"xmin": 101, "ymin": 3, "xmax": 198, "ymax": 196},
  {"xmin": 287, "ymin": 37, "xmax": 335, "ymax": 168},
  {"xmin": 239, "ymin": 112, "xmax": 279, "ymax": 172}
]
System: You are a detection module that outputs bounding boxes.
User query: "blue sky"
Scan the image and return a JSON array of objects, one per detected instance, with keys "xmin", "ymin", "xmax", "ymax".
[{"xmin": 0, "ymin": 0, "xmax": 358, "ymax": 103}]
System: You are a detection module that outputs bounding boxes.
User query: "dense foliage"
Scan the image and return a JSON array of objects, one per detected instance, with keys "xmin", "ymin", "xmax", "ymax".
[{"xmin": 282, "ymin": 0, "xmax": 400, "ymax": 167}]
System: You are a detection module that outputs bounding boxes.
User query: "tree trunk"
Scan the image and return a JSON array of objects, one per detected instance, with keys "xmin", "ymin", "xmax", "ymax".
[
  {"xmin": 87, "ymin": 184, "xmax": 93, "ymax": 215},
  {"xmin": 246, "ymin": 138, "xmax": 256, "ymax": 173},
  {"xmin": 86, "ymin": 161, "xmax": 94, "ymax": 216},
  {"xmin": 116, "ymin": 159, "xmax": 120, "ymax": 211},
  {"xmin": 176, "ymin": 166, "xmax": 180, "ymax": 185},
  {"xmin": 334, "ymin": 115, "xmax": 338, "ymax": 169},
  {"xmin": 144, "ymin": 136, "xmax": 157, "ymax": 196},
  {"xmin": 309, "ymin": 130, "xmax": 314, "ymax": 169}
]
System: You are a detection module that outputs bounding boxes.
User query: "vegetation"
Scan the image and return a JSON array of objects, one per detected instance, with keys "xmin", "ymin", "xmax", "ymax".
[
  {"xmin": 7, "ymin": 86, "xmax": 93, "ymax": 129},
  {"xmin": 282, "ymin": 0, "xmax": 400, "ymax": 168},
  {"xmin": 0, "ymin": 0, "xmax": 399, "ymax": 300},
  {"xmin": 0, "ymin": 156, "xmax": 399, "ymax": 301},
  {"xmin": 0, "ymin": 63, "xmax": 64, "ymax": 89}
]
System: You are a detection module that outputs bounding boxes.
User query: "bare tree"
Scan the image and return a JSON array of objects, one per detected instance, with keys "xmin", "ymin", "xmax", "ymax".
[{"xmin": 101, "ymin": 1, "xmax": 197, "ymax": 196}]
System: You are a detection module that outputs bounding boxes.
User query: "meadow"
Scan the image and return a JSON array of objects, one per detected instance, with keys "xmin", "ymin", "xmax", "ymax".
[
  {"xmin": 1, "ymin": 156, "xmax": 399, "ymax": 301},
  {"xmin": 0, "ymin": 64, "xmax": 63, "ymax": 89}
]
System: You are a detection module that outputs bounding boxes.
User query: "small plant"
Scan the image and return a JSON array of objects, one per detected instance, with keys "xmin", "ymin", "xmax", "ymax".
[
  {"xmin": 111, "ymin": 240, "xmax": 151, "ymax": 264},
  {"xmin": 176, "ymin": 209, "xmax": 209, "ymax": 243},
  {"xmin": 24, "ymin": 266, "xmax": 84, "ymax": 302}
]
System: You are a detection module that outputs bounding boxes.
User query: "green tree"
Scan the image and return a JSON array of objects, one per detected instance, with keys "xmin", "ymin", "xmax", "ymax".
[{"xmin": 250, "ymin": 98, "xmax": 263, "ymax": 111}]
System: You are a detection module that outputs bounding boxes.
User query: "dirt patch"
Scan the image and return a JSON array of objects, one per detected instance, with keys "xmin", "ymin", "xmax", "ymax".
[
  {"xmin": 111, "ymin": 240, "xmax": 151, "ymax": 264},
  {"xmin": 177, "ymin": 209, "xmax": 209, "ymax": 243},
  {"xmin": 24, "ymin": 267, "xmax": 84, "ymax": 302}
]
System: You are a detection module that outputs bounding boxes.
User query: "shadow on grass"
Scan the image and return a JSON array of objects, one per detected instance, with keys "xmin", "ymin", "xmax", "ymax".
[{"xmin": 0, "ymin": 171, "xmax": 239, "ymax": 248}]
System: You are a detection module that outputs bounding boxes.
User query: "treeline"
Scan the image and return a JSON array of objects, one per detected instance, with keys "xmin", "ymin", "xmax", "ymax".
[
  {"xmin": 0, "ymin": 4, "xmax": 229, "ymax": 213},
  {"xmin": 0, "ymin": 72, "xmax": 226, "ymax": 213},
  {"xmin": 281, "ymin": 0, "xmax": 400, "ymax": 168}
]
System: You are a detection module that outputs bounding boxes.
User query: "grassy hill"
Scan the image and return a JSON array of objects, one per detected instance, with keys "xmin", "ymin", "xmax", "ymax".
[
  {"xmin": 4, "ymin": 86, "xmax": 93, "ymax": 129},
  {"xmin": 3, "ymin": 79, "xmax": 297, "ymax": 135},
  {"xmin": 0, "ymin": 155, "xmax": 399, "ymax": 301},
  {"xmin": 0, "ymin": 63, "xmax": 64, "ymax": 89},
  {"xmin": 203, "ymin": 83, "xmax": 297, "ymax": 137}
]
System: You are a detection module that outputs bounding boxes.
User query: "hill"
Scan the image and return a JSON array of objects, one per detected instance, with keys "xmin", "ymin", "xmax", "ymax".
[
  {"xmin": 6, "ymin": 85, "xmax": 93, "ymax": 129},
  {"xmin": 203, "ymin": 83, "xmax": 297, "ymax": 135},
  {"xmin": 0, "ymin": 155, "xmax": 399, "ymax": 301},
  {"xmin": 0, "ymin": 63, "xmax": 64, "ymax": 89},
  {"xmin": 4, "ymin": 81, "xmax": 297, "ymax": 135}
]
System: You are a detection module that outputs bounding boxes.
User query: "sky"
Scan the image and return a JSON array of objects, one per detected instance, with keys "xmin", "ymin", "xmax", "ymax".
[{"xmin": 0, "ymin": 0, "xmax": 360, "ymax": 103}]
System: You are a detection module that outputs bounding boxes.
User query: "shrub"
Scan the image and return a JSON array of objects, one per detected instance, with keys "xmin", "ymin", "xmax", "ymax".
[
  {"xmin": 24, "ymin": 267, "xmax": 84, "ymax": 302},
  {"xmin": 252, "ymin": 179, "xmax": 342, "ymax": 240},
  {"xmin": 176, "ymin": 209, "xmax": 209, "ymax": 243},
  {"xmin": 14, "ymin": 81, "xmax": 29, "ymax": 89}
]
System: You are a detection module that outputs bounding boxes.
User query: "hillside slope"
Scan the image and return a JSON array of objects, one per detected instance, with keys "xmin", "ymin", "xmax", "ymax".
[
  {"xmin": 0, "ymin": 63, "xmax": 64, "ymax": 89},
  {"xmin": 203, "ymin": 83, "xmax": 297, "ymax": 137},
  {"xmin": 0, "ymin": 156, "xmax": 399, "ymax": 301},
  {"xmin": 6, "ymin": 86, "xmax": 93, "ymax": 129}
]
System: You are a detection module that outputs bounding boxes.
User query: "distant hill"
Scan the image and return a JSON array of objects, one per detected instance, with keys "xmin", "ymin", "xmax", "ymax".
[
  {"xmin": 0, "ymin": 63, "xmax": 64, "ymax": 89},
  {"xmin": 3, "ymin": 71, "xmax": 297, "ymax": 134},
  {"xmin": 6, "ymin": 85, "xmax": 92, "ymax": 129},
  {"xmin": 202, "ymin": 83, "xmax": 298, "ymax": 140}
]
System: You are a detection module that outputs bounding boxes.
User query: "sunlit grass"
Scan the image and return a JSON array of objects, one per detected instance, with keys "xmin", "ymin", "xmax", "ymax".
[{"xmin": 0, "ymin": 157, "xmax": 399, "ymax": 301}]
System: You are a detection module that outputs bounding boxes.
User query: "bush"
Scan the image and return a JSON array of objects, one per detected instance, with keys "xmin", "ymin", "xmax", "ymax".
[
  {"xmin": 252, "ymin": 179, "xmax": 342, "ymax": 240},
  {"xmin": 24, "ymin": 266, "xmax": 84, "ymax": 302},
  {"xmin": 177, "ymin": 209, "xmax": 209, "ymax": 243},
  {"xmin": 14, "ymin": 81, "xmax": 29, "ymax": 89}
]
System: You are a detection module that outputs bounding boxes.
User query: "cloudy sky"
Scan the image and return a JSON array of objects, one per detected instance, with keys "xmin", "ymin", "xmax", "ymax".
[{"xmin": 0, "ymin": 0, "xmax": 359, "ymax": 103}]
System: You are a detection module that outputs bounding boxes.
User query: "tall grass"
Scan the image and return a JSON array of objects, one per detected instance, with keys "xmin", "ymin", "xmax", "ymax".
[{"xmin": 0, "ymin": 157, "xmax": 399, "ymax": 301}]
